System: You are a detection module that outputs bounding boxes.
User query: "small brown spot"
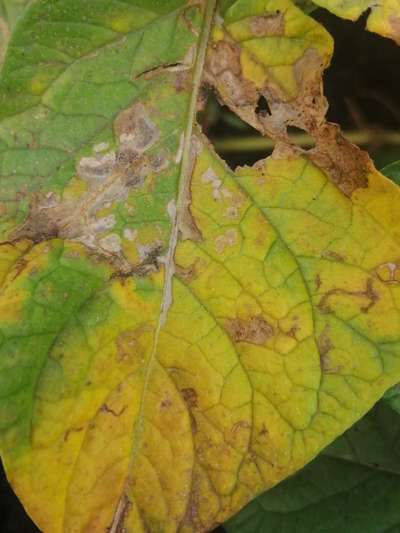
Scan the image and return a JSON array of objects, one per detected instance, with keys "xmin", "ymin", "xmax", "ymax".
[
  {"xmin": 322, "ymin": 250, "xmax": 345, "ymax": 262},
  {"xmin": 317, "ymin": 327, "xmax": 333, "ymax": 356},
  {"xmin": 248, "ymin": 14, "xmax": 284, "ymax": 37},
  {"xmin": 232, "ymin": 420, "xmax": 250, "ymax": 434},
  {"xmin": 376, "ymin": 262, "xmax": 400, "ymax": 284},
  {"xmin": 136, "ymin": 243, "xmax": 163, "ymax": 275},
  {"xmin": 116, "ymin": 330, "xmax": 143, "ymax": 363},
  {"xmin": 226, "ymin": 316, "xmax": 274, "ymax": 345},
  {"xmin": 10, "ymin": 258, "xmax": 28, "ymax": 281},
  {"xmin": 317, "ymin": 278, "xmax": 379, "ymax": 314},
  {"xmin": 362, "ymin": 278, "xmax": 379, "ymax": 313},
  {"xmin": 181, "ymin": 388, "xmax": 198, "ymax": 409},
  {"xmin": 149, "ymin": 152, "xmax": 169, "ymax": 173},
  {"xmin": 316, "ymin": 327, "xmax": 342, "ymax": 374},
  {"xmin": 215, "ymin": 229, "xmax": 237, "ymax": 253},
  {"xmin": 160, "ymin": 395, "xmax": 173, "ymax": 409},
  {"xmin": 64, "ymin": 426, "xmax": 84, "ymax": 442},
  {"xmin": 246, "ymin": 451, "xmax": 259, "ymax": 464},
  {"xmin": 114, "ymin": 102, "xmax": 159, "ymax": 153},
  {"xmin": 175, "ymin": 263, "xmax": 198, "ymax": 283},
  {"xmin": 115, "ymin": 147, "xmax": 139, "ymax": 167},
  {"xmin": 175, "ymin": 69, "xmax": 191, "ymax": 92},
  {"xmin": 285, "ymin": 324, "xmax": 300, "ymax": 339},
  {"xmin": 100, "ymin": 404, "xmax": 127, "ymax": 417}
]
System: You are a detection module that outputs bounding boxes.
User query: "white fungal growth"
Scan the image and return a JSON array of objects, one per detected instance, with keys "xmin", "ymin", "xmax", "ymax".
[
  {"xmin": 123, "ymin": 228, "xmax": 138, "ymax": 242},
  {"xmin": 99, "ymin": 233, "xmax": 122, "ymax": 253},
  {"xmin": 90, "ymin": 215, "xmax": 117, "ymax": 233},
  {"xmin": 202, "ymin": 166, "xmax": 222, "ymax": 199},
  {"xmin": 77, "ymin": 151, "xmax": 116, "ymax": 183},
  {"xmin": 93, "ymin": 142, "xmax": 110, "ymax": 153}
]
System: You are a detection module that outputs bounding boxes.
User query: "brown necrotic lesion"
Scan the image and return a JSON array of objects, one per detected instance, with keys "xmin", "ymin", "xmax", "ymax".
[{"xmin": 9, "ymin": 102, "xmax": 169, "ymax": 274}]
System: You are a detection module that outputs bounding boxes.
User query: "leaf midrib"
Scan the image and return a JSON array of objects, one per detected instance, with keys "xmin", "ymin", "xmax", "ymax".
[{"xmin": 108, "ymin": 2, "xmax": 218, "ymax": 531}]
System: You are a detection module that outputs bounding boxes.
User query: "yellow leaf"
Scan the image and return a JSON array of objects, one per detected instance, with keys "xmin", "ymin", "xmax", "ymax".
[
  {"xmin": 0, "ymin": 1, "xmax": 399, "ymax": 532},
  {"xmin": 311, "ymin": 0, "xmax": 400, "ymax": 43}
]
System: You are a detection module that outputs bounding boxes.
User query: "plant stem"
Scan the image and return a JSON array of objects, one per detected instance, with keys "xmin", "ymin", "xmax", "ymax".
[{"xmin": 213, "ymin": 130, "xmax": 400, "ymax": 152}]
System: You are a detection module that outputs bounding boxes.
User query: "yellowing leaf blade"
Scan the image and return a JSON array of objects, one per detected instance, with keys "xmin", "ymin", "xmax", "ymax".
[
  {"xmin": 310, "ymin": 0, "xmax": 400, "ymax": 44},
  {"xmin": 0, "ymin": 1, "xmax": 399, "ymax": 532}
]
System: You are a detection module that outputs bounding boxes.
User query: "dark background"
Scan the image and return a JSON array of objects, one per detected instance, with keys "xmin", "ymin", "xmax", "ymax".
[
  {"xmin": 206, "ymin": 9, "xmax": 400, "ymax": 170},
  {"xmin": 1, "ymin": 8, "xmax": 400, "ymax": 533}
]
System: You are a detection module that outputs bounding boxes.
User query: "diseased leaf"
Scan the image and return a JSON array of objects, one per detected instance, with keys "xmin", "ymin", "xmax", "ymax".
[
  {"xmin": 205, "ymin": 0, "xmax": 372, "ymax": 200},
  {"xmin": 206, "ymin": 0, "xmax": 334, "ymax": 133},
  {"xmin": 380, "ymin": 161, "xmax": 400, "ymax": 415},
  {"xmin": 226, "ymin": 402, "xmax": 400, "ymax": 533},
  {"xmin": 310, "ymin": 0, "xmax": 400, "ymax": 44},
  {"xmin": 0, "ymin": 1, "xmax": 400, "ymax": 533}
]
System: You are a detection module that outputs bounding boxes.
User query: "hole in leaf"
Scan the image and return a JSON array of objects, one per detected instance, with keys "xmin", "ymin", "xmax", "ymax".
[
  {"xmin": 287, "ymin": 125, "xmax": 315, "ymax": 149},
  {"xmin": 255, "ymin": 94, "xmax": 271, "ymax": 117},
  {"xmin": 198, "ymin": 11, "xmax": 400, "ymax": 174},
  {"xmin": 312, "ymin": 9, "xmax": 400, "ymax": 168},
  {"xmin": 199, "ymin": 90, "xmax": 275, "ymax": 169}
]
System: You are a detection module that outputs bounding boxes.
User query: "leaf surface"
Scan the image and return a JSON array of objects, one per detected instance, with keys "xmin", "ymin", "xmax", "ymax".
[
  {"xmin": 0, "ymin": 1, "xmax": 400, "ymax": 533},
  {"xmin": 381, "ymin": 160, "xmax": 400, "ymax": 186},
  {"xmin": 226, "ymin": 403, "xmax": 400, "ymax": 533},
  {"xmin": 0, "ymin": 0, "xmax": 31, "ymax": 65},
  {"xmin": 380, "ymin": 161, "xmax": 400, "ymax": 415},
  {"xmin": 310, "ymin": 0, "xmax": 400, "ymax": 44},
  {"xmin": 384, "ymin": 384, "xmax": 400, "ymax": 414}
]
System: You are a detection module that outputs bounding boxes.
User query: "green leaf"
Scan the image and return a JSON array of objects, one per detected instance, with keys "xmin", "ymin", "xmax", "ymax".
[
  {"xmin": 0, "ymin": 1, "xmax": 400, "ymax": 532},
  {"xmin": 0, "ymin": 0, "xmax": 31, "ymax": 26},
  {"xmin": 0, "ymin": 0, "xmax": 31, "ymax": 65},
  {"xmin": 384, "ymin": 384, "xmax": 400, "ymax": 415},
  {"xmin": 226, "ymin": 403, "xmax": 400, "ymax": 533},
  {"xmin": 381, "ymin": 160, "xmax": 400, "ymax": 187}
]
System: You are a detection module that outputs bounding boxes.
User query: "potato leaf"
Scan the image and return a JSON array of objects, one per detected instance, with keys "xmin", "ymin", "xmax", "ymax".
[{"xmin": 0, "ymin": 1, "xmax": 400, "ymax": 532}]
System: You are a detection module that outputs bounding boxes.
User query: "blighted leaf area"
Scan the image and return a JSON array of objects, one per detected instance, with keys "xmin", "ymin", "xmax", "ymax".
[
  {"xmin": 0, "ymin": 1, "xmax": 399, "ymax": 533},
  {"xmin": 11, "ymin": 101, "xmax": 170, "ymax": 275},
  {"xmin": 204, "ymin": 0, "xmax": 374, "ymax": 195}
]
